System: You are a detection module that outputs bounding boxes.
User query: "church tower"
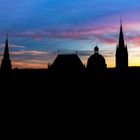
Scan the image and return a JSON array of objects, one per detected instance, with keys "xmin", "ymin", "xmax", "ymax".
[
  {"xmin": 1, "ymin": 35, "xmax": 12, "ymax": 70},
  {"xmin": 116, "ymin": 21, "xmax": 128, "ymax": 70}
]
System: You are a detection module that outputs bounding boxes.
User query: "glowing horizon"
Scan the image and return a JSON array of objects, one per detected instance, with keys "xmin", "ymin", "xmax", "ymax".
[{"xmin": 0, "ymin": 0, "xmax": 140, "ymax": 69}]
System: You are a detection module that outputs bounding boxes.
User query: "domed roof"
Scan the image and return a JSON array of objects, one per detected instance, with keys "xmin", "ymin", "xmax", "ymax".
[
  {"xmin": 87, "ymin": 46, "xmax": 107, "ymax": 71},
  {"xmin": 87, "ymin": 53, "xmax": 106, "ymax": 66}
]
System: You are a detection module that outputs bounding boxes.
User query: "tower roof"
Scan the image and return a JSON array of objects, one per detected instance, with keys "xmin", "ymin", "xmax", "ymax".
[
  {"xmin": 118, "ymin": 20, "xmax": 125, "ymax": 48},
  {"xmin": 3, "ymin": 34, "xmax": 10, "ymax": 59},
  {"xmin": 116, "ymin": 21, "xmax": 128, "ymax": 70},
  {"xmin": 1, "ymin": 35, "xmax": 12, "ymax": 70}
]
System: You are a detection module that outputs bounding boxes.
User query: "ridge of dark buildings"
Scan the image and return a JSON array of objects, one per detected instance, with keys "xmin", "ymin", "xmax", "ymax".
[
  {"xmin": 1, "ymin": 23, "xmax": 139, "ymax": 125},
  {"xmin": 0, "ymin": 22, "xmax": 140, "ymax": 86}
]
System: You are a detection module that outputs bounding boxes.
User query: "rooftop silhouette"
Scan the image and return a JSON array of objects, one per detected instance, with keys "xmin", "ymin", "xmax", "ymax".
[
  {"xmin": 49, "ymin": 54, "xmax": 85, "ymax": 75},
  {"xmin": 0, "ymin": 23, "xmax": 140, "ymax": 116},
  {"xmin": 0, "ymin": 22, "xmax": 139, "ymax": 84}
]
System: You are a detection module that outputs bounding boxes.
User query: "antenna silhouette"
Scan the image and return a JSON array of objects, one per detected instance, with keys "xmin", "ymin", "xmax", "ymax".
[
  {"xmin": 120, "ymin": 17, "xmax": 123, "ymax": 27},
  {"xmin": 120, "ymin": 19, "xmax": 122, "ymax": 25},
  {"xmin": 6, "ymin": 33, "xmax": 8, "ymax": 39},
  {"xmin": 58, "ymin": 49, "xmax": 60, "ymax": 54}
]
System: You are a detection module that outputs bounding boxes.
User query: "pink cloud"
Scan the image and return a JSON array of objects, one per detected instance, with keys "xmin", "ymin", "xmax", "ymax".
[
  {"xmin": 103, "ymin": 38, "xmax": 116, "ymax": 44},
  {"xmin": 126, "ymin": 36, "xmax": 140, "ymax": 47},
  {"xmin": 0, "ymin": 44, "xmax": 25, "ymax": 49},
  {"xmin": 11, "ymin": 50, "xmax": 48, "ymax": 56},
  {"xmin": 10, "ymin": 25, "xmax": 117, "ymax": 40}
]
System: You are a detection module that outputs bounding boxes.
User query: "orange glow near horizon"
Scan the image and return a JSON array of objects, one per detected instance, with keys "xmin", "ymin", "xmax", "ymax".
[
  {"xmin": 0, "ymin": 56, "xmax": 140, "ymax": 69},
  {"xmin": 0, "ymin": 50, "xmax": 139, "ymax": 69},
  {"xmin": 11, "ymin": 61, "xmax": 48, "ymax": 69},
  {"xmin": 1, "ymin": 45, "xmax": 140, "ymax": 69},
  {"xmin": 129, "ymin": 57, "xmax": 140, "ymax": 67}
]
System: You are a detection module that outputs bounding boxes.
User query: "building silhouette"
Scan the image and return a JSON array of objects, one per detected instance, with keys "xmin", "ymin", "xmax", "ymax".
[
  {"xmin": 50, "ymin": 54, "xmax": 85, "ymax": 75},
  {"xmin": 1, "ymin": 35, "xmax": 12, "ymax": 70},
  {"xmin": 0, "ymin": 22, "xmax": 130, "ymax": 75},
  {"xmin": 87, "ymin": 46, "xmax": 107, "ymax": 74},
  {"xmin": 116, "ymin": 21, "xmax": 128, "ymax": 71}
]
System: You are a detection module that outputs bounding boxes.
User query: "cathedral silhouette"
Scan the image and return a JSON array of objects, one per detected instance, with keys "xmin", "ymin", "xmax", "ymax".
[
  {"xmin": 0, "ymin": 22, "xmax": 128, "ymax": 74},
  {"xmin": 48, "ymin": 21, "xmax": 128, "ymax": 74},
  {"xmin": 1, "ymin": 22, "xmax": 138, "ymax": 132},
  {"xmin": 0, "ymin": 22, "xmax": 139, "ymax": 107}
]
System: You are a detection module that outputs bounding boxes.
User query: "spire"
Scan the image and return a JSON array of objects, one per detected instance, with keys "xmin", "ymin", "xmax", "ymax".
[
  {"xmin": 4, "ymin": 34, "xmax": 10, "ymax": 59},
  {"xmin": 118, "ymin": 20, "xmax": 125, "ymax": 48},
  {"xmin": 116, "ymin": 20, "xmax": 128, "ymax": 70},
  {"xmin": 1, "ymin": 34, "xmax": 12, "ymax": 70}
]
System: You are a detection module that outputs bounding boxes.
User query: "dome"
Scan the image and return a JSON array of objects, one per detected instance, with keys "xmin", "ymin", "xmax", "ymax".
[{"xmin": 87, "ymin": 47, "xmax": 107, "ymax": 72}]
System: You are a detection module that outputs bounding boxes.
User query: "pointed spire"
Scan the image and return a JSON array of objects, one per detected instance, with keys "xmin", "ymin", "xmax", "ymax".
[
  {"xmin": 1, "ymin": 34, "xmax": 12, "ymax": 70},
  {"xmin": 4, "ymin": 34, "xmax": 10, "ymax": 59},
  {"xmin": 119, "ymin": 20, "xmax": 125, "ymax": 48},
  {"xmin": 116, "ymin": 20, "xmax": 128, "ymax": 70}
]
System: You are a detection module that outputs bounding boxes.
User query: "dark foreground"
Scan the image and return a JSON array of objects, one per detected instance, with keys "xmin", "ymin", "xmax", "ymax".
[
  {"xmin": 1, "ymin": 68, "xmax": 139, "ymax": 137},
  {"xmin": 0, "ymin": 67, "xmax": 140, "ymax": 96}
]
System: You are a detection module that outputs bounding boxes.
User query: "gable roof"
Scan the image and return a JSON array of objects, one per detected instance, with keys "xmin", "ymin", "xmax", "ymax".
[{"xmin": 51, "ymin": 54, "xmax": 84, "ymax": 72}]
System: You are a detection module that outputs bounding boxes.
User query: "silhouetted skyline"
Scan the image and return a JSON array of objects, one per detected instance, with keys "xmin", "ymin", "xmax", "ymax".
[
  {"xmin": 0, "ymin": 21, "xmax": 134, "ymax": 71},
  {"xmin": 0, "ymin": 0, "xmax": 140, "ymax": 68}
]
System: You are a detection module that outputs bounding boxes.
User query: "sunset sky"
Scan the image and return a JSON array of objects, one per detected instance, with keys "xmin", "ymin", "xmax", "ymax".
[{"xmin": 0, "ymin": 0, "xmax": 140, "ymax": 68}]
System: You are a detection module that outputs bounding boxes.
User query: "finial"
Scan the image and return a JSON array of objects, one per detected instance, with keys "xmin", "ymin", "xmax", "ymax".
[
  {"xmin": 96, "ymin": 42, "xmax": 98, "ymax": 47},
  {"xmin": 120, "ymin": 19, "xmax": 122, "ymax": 25},
  {"xmin": 93, "ymin": 42, "xmax": 98, "ymax": 51},
  {"xmin": 120, "ymin": 16, "xmax": 123, "ymax": 26},
  {"xmin": 6, "ymin": 33, "xmax": 8, "ymax": 40},
  {"xmin": 94, "ymin": 46, "xmax": 99, "ymax": 53},
  {"xmin": 58, "ymin": 49, "xmax": 60, "ymax": 54}
]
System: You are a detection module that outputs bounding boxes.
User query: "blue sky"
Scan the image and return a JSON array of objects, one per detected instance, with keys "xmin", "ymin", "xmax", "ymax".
[{"xmin": 0, "ymin": 0, "xmax": 140, "ymax": 68}]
